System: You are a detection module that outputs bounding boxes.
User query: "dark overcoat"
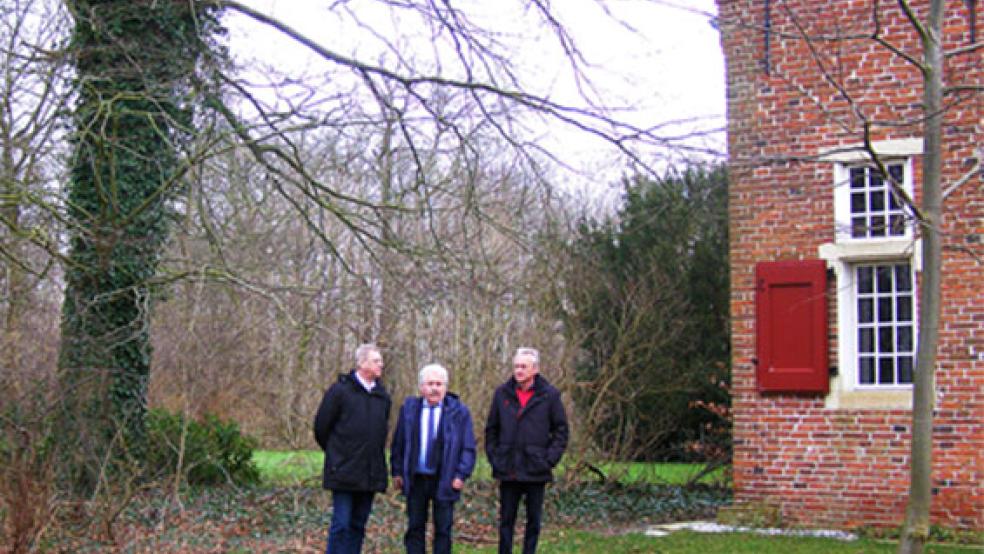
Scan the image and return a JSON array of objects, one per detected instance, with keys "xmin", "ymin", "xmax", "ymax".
[
  {"xmin": 484, "ymin": 374, "xmax": 569, "ymax": 482},
  {"xmin": 313, "ymin": 371, "xmax": 391, "ymax": 492},
  {"xmin": 390, "ymin": 393, "xmax": 477, "ymax": 502}
]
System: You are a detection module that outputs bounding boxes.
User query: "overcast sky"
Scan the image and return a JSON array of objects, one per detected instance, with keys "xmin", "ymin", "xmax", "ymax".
[{"xmin": 226, "ymin": 1, "xmax": 725, "ymax": 189}]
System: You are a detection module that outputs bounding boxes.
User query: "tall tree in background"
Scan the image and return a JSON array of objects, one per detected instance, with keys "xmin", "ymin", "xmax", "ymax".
[
  {"xmin": 39, "ymin": 0, "xmax": 722, "ymax": 491},
  {"xmin": 0, "ymin": 0, "xmax": 67, "ymax": 374},
  {"xmin": 562, "ymin": 165, "xmax": 730, "ymax": 463},
  {"xmin": 59, "ymin": 0, "xmax": 222, "ymax": 489}
]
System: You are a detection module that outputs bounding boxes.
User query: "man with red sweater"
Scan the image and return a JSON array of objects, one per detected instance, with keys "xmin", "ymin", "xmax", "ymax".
[{"xmin": 484, "ymin": 347, "xmax": 569, "ymax": 554}]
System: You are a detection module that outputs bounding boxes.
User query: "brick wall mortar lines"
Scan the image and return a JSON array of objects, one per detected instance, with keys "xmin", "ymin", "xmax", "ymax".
[{"xmin": 718, "ymin": 0, "xmax": 983, "ymax": 531}]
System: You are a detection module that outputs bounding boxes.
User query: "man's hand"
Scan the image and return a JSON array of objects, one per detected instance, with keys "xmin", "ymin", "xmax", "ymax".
[
  {"xmin": 451, "ymin": 477, "xmax": 465, "ymax": 491},
  {"xmin": 393, "ymin": 476, "xmax": 403, "ymax": 490}
]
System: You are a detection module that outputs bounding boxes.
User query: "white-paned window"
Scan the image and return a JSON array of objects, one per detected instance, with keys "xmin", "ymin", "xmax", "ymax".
[
  {"xmin": 834, "ymin": 158, "xmax": 914, "ymax": 242},
  {"xmin": 848, "ymin": 164, "xmax": 907, "ymax": 239},
  {"xmin": 853, "ymin": 262, "xmax": 915, "ymax": 386},
  {"xmin": 820, "ymin": 139, "xmax": 922, "ymax": 406}
]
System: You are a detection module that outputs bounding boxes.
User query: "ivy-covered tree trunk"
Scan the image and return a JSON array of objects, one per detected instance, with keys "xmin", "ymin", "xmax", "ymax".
[{"xmin": 59, "ymin": 0, "xmax": 216, "ymax": 490}]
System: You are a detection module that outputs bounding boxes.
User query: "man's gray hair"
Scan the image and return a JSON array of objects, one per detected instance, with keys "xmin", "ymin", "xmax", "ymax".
[
  {"xmin": 514, "ymin": 347, "xmax": 540, "ymax": 366},
  {"xmin": 418, "ymin": 363, "xmax": 449, "ymax": 386},
  {"xmin": 355, "ymin": 343, "xmax": 380, "ymax": 365}
]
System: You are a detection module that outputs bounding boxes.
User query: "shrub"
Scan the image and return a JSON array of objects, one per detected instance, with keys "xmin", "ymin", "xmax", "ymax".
[
  {"xmin": 145, "ymin": 409, "xmax": 260, "ymax": 486},
  {"xmin": 0, "ymin": 409, "xmax": 57, "ymax": 554}
]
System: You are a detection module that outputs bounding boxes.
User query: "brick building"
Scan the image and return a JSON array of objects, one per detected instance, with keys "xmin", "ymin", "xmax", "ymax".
[{"xmin": 716, "ymin": 0, "xmax": 982, "ymax": 529}]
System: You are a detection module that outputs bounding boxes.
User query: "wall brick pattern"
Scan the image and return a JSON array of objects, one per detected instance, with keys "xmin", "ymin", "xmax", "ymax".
[{"xmin": 717, "ymin": 0, "xmax": 982, "ymax": 530}]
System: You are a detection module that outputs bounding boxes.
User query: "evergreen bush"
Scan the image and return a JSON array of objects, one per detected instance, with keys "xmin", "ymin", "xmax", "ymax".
[{"xmin": 145, "ymin": 409, "xmax": 260, "ymax": 486}]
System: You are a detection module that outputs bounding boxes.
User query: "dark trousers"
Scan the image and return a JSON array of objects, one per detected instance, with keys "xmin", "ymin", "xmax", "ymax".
[
  {"xmin": 498, "ymin": 481, "xmax": 546, "ymax": 554},
  {"xmin": 405, "ymin": 474, "xmax": 455, "ymax": 554},
  {"xmin": 326, "ymin": 490, "xmax": 375, "ymax": 554}
]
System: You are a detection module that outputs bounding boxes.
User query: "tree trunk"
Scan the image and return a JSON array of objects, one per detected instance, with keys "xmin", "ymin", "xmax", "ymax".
[
  {"xmin": 898, "ymin": 1, "xmax": 944, "ymax": 552},
  {"xmin": 1, "ymin": 81, "xmax": 29, "ymax": 372},
  {"xmin": 58, "ymin": 0, "xmax": 214, "ymax": 490}
]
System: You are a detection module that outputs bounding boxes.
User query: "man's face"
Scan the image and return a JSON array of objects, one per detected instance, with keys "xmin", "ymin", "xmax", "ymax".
[
  {"xmin": 358, "ymin": 350, "xmax": 384, "ymax": 381},
  {"xmin": 418, "ymin": 369, "xmax": 447, "ymax": 406},
  {"xmin": 513, "ymin": 354, "xmax": 538, "ymax": 389}
]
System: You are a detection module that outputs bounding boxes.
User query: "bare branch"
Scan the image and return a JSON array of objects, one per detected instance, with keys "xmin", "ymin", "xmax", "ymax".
[
  {"xmin": 944, "ymin": 39, "xmax": 984, "ymax": 57},
  {"xmin": 207, "ymin": 0, "xmax": 717, "ymax": 172},
  {"xmin": 942, "ymin": 148, "xmax": 982, "ymax": 200},
  {"xmin": 944, "ymin": 85, "xmax": 984, "ymax": 94},
  {"xmin": 860, "ymin": 121, "xmax": 926, "ymax": 222}
]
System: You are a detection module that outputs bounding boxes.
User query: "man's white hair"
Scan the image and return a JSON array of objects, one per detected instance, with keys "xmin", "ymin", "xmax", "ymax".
[
  {"xmin": 355, "ymin": 343, "xmax": 380, "ymax": 365},
  {"xmin": 418, "ymin": 363, "xmax": 449, "ymax": 386},
  {"xmin": 514, "ymin": 347, "xmax": 540, "ymax": 366}
]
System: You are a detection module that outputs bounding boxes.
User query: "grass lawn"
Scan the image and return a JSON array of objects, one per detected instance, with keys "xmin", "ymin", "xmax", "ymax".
[
  {"xmin": 593, "ymin": 461, "xmax": 728, "ymax": 486},
  {"xmin": 253, "ymin": 450, "xmax": 726, "ymax": 487},
  {"xmin": 253, "ymin": 449, "xmax": 322, "ymax": 485},
  {"xmin": 35, "ymin": 452, "xmax": 977, "ymax": 552},
  {"xmin": 454, "ymin": 530, "xmax": 976, "ymax": 553},
  {"xmin": 254, "ymin": 450, "xmax": 497, "ymax": 486},
  {"xmin": 250, "ymin": 451, "xmax": 976, "ymax": 553}
]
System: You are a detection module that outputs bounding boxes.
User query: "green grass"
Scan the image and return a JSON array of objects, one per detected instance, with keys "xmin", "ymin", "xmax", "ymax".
[
  {"xmin": 591, "ymin": 461, "xmax": 729, "ymax": 486},
  {"xmin": 253, "ymin": 450, "xmax": 727, "ymax": 487},
  {"xmin": 253, "ymin": 449, "xmax": 322, "ymax": 485},
  {"xmin": 454, "ymin": 530, "xmax": 975, "ymax": 553},
  {"xmin": 39, "ymin": 465, "xmax": 975, "ymax": 553},
  {"xmin": 253, "ymin": 450, "xmax": 495, "ymax": 486}
]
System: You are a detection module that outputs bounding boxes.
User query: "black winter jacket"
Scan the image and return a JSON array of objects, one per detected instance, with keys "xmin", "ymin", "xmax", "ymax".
[
  {"xmin": 484, "ymin": 374, "xmax": 569, "ymax": 482},
  {"xmin": 313, "ymin": 371, "xmax": 391, "ymax": 492}
]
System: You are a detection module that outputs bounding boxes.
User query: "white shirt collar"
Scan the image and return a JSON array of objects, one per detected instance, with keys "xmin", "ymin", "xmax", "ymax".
[{"xmin": 354, "ymin": 371, "xmax": 375, "ymax": 392}]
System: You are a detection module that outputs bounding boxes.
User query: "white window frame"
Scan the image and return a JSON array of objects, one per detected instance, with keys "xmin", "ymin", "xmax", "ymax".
[
  {"xmin": 841, "ymin": 261, "xmax": 917, "ymax": 388},
  {"xmin": 819, "ymin": 139, "xmax": 922, "ymax": 409},
  {"xmin": 833, "ymin": 159, "xmax": 915, "ymax": 243}
]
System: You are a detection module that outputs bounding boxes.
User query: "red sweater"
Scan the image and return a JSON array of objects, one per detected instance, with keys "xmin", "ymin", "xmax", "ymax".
[{"xmin": 516, "ymin": 386, "xmax": 534, "ymax": 408}]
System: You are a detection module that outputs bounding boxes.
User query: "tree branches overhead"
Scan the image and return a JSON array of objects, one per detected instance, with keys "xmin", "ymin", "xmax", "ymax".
[{"xmin": 211, "ymin": 0, "xmax": 721, "ymax": 174}]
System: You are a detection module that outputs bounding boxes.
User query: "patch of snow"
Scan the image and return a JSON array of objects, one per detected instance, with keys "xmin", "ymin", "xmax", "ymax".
[{"xmin": 644, "ymin": 521, "xmax": 857, "ymax": 541}]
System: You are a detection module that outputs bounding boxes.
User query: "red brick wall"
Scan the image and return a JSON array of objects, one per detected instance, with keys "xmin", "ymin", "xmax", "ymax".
[{"xmin": 717, "ymin": 0, "xmax": 982, "ymax": 530}]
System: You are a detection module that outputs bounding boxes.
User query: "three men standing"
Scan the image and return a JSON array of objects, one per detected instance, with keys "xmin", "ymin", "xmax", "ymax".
[
  {"xmin": 314, "ymin": 345, "xmax": 567, "ymax": 554},
  {"xmin": 485, "ymin": 347, "xmax": 569, "ymax": 554},
  {"xmin": 313, "ymin": 343, "xmax": 391, "ymax": 554},
  {"xmin": 390, "ymin": 364, "xmax": 477, "ymax": 554}
]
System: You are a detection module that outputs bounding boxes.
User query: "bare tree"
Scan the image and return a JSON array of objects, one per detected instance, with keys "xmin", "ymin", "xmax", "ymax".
[
  {"xmin": 895, "ymin": 3, "xmax": 979, "ymax": 551},
  {"xmin": 0, "ymin": 0, "xmax": 725, "ymax": 497},
  {"xmin": 0, "ymin": 6, "xmax": 70, "ymax": 546},
  {"xmin": 150, "ymin": 112, "xmax": 578, "ymax": 447},
  {"xmin": 0, "ymin": 0, "xmax": 68, "ymax": 371}
]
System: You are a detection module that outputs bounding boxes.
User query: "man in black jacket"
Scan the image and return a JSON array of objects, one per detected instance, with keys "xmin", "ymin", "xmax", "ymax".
[
  {"xmin": 485, "ymin": 347, "xmax": 569, "ymax": 554},
  {"xmin": 314, "ymin": 343, "xmax": 391, "ymax": 554}
]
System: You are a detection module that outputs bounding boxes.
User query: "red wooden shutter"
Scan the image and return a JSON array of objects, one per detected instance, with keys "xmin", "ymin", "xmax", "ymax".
[{"xmin": 755, "ymin": 259, "xmax": 829, "ymax": 393}]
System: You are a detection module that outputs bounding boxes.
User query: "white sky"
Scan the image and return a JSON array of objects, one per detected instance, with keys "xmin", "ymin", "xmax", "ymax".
[{"xmin": 225, "ymin": 0, "xmax": 725, "ymax": 190}]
